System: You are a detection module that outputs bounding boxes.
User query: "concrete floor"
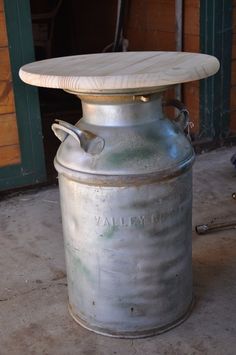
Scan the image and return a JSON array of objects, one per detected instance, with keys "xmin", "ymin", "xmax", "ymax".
[{"xmin": 0, "ymin": 147, "xmax": 236, "ymax": 355}]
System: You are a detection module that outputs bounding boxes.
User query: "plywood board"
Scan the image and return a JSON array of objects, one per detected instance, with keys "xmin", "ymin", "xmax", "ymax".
[
  {"xmin": 127, "ymin": 0, "xmax": 175, "ymax": 33},
  {"xmin": 0, "ymin": 81, "xmax": 15, "ymax": 114},
  {"xmin": 0, "ymin": 47, "xmax": 12, "ymax": 80},
  {"xmin": 0, "ymin": 0, "xmax": 4, "ymax": 13},
  {"xmin": 183, "ymin": 34, "xmax": 200, "ymax": 53},
  {"xmin": 0, "ymin": 144, "xmax": 21, "ymax": 167},
  {"xmin": 0, "ymin": 11, "xmax": 8, "ymax": 47},
  {"xmin": 184, "ymin": 3, "xmax": 200, "ymax": 35},
  {"xmin": 232, "ymin": 35, "xmax": 236, "ymax": 59},
  {"xmin": 183, "ymin": 83, "xmax": 200, "ymax": 132},
  {"xmin": 233, "ymin": 6, "xmax": 236, "ymax": 34},
  {"xmin": 230, "ymin": 110, "xmax": 236, "ymax": 131},
  {"xmin": 230, "ymin": 86, "xmax": 236, "ymax": 110},
  {"xmin": 0, "ymin": 113, "xmax": 19, "ymax": 147},
  {"xmin": 127, "ymin": 29, "xmax": 175, "ymax": 52},
  {"xmin": 231, "ymin": 60, "xmax": 236, "ymax": 85}
]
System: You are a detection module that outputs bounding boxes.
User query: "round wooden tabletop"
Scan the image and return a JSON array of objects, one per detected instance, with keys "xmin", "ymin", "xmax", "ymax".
[{"xmin": 19, "ymin": 51, "xmax": 220, "ymax": 94}]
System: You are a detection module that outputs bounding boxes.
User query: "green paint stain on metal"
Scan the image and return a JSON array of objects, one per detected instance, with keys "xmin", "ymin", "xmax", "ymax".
[
  {"xmin": 102, "ymin": 225, "xmax": 118, "ymax": 239},
  {"xmin": 107, "ymin": 147, "xmax": 154, "ymax": 166},
  {"xmin": 66, "ymin": 246, "xmax": 91, "ymax": 279},
  {"xmin": 74, "ymin": 256, "xmax": 90, "ymax": 277}
]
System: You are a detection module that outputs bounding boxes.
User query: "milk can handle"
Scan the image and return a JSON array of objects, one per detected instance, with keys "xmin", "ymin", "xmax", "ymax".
[
  {"xmin": 51, "ymin": 120, "xmax": 105, "ymax": 155},
  {"xmin": 163, "ymin": 99, "xmax": 189, "ymax": 131}
]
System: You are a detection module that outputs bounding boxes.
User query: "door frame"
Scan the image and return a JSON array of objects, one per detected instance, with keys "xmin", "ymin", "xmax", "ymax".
[{"xmin": 1, "ymin": 0, "xmax": 46, "ymax": 191}]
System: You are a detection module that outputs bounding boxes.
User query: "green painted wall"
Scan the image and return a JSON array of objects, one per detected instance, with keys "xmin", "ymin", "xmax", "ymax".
[{"xmin": 200, "ymin": 0, "xmax": 233, "ymax": 139}]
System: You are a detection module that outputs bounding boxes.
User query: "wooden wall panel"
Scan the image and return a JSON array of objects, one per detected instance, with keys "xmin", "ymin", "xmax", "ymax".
[
  {"xmin": 125, "ymin": 0, "xmax": 176, "ymax": 51},
  {"xmin": 125, "ymin": 0, "xmax": 176, "ymax": 114},
  {"xmin": 232, "ymin": 6, "xmax": 236, "ymax": 63},
  {"xmin": 232, "ymin": 38, "xmax": 236, "ymax": 60},
  {"xmin": 184, "ymin": 1, "xmax": 200, "ymax": 36},
  {"xmin": 183, "ymin": 34, "xmax": 199, "ymax": 53},
  {"xmin": 127, "ymin": 0, "xmax": 175, "ymax": 33},
  {"xmin": 233, "ymin": 5, "xmax": 236, "ymax": 33},
  {"xmin": 0, "ymin": 0, "xmax": 3, "ymax": 12},
  {"xmin": 231, "ymin": 102, "xmax": 236, "ymax": 131},
  {"xmin": 231, "ymin": 86, "xmax": 236, "ymax": 110},
  {"xmin": 230, "ymin": 110, "xmax": 236, "ymax": 131},
  {"xmin": 0, "ymin": 12, "xmax": 7, "ymax": 46},
  {"xmin": 183, "ymin": 82, "xmax": 200, "ymax": 132},
  {"xmin": 232, "ymin": 60, "xmax": 236, "ymax": 87},
  {"xmin": 125, "ymin": 0, "xmax": 200, "ymax": 134},
  {"xmin": 127, "ymin": 29, "xmax": 176, "ymax": 51},
  {"xmin": 0, "ymin": 0, "xmax": 21, "ymax": 167},
  {"xmin": 183, "ymin": 0, "xmax": 200, "ymax": 134}
]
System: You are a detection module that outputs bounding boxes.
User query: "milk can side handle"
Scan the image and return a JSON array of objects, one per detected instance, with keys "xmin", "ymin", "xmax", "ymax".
[
  {"xmin": 51, "ymin": 120, "xmax": 105, "ymax": 155},
  {"xmin": 163, "ymin": 99, "xmax": 194, "ymax": 141}
]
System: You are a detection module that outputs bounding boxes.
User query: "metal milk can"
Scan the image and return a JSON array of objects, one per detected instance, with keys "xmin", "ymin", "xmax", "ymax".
[
  {"xmin": 19, "ymin": 51, "xmax": 219, "ymax": 338},
  {"xmin": 52, "ymin": 92, "xmax": 194, "ymax": 338}
]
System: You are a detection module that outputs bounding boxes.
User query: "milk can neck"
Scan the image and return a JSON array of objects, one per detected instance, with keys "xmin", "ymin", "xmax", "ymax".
[{"xmin": 79, "ymin": 93, "xmax": 164, "ymax": 127}]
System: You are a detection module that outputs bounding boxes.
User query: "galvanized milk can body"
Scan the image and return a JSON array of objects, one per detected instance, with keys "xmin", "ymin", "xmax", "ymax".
[
  {"xmin": 53, "ymin": 94, "xmax": 194, "ymax": 337},
  {"xmin": 19, "ymin": 51, "xmax": 220, "ymax": 338}
]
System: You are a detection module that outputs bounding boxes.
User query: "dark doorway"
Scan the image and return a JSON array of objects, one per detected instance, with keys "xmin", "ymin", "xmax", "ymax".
[{"xmin": 29, "ymin": 0, "xmax": 117, "ymax": 178}]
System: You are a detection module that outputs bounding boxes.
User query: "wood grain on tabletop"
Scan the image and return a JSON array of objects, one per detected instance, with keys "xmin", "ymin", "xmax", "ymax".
[{"xmin": 19, "ymin": 52, "xmax": 220, "ymax": 94}]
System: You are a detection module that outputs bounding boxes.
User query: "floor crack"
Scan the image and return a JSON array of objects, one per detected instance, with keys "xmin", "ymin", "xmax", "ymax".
[
  {"xmin": 130, "ymin": 339, "xmax": 138, "ymax": 355},
  {"xmin": 0, "ymin": 282, "xmax": 67, "ymax": 302}
]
